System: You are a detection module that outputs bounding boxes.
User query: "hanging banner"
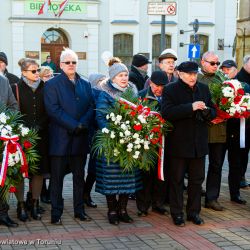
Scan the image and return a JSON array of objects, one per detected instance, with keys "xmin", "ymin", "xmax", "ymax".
[{"xmin": 25, "ymin": 0, "xmax": 87, "ymax": 15}]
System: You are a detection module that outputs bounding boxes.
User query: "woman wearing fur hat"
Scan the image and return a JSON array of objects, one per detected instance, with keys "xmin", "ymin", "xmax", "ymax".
[{"xmin": 94, "ymin": 58, "xmax": 141, "ymax": 225}]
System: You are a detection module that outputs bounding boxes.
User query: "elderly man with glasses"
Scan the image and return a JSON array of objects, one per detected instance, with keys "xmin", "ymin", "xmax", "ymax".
[
  {"xmin": 198, "ymin": 51, "xmax": 247, "ymax": 211},
  {"xmin": 44, "ymin": 48, "xmax": 94, "ymax": 225}
]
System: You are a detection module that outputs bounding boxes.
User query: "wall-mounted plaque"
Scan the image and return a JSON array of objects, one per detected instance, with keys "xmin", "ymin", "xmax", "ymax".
[
  {"xmin": 25, "ymin": 51, "xmax": 40, "ymax": 60},
  {"xmin": 76, "ymin": 52, "xmax": 87, "ymax": 60}
]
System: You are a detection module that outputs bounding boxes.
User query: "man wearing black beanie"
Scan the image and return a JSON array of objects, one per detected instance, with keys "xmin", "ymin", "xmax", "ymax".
[
  {"xmin": 129, "ymin": 54, "xmax": 151, "ymax": 91},
  {"xmin": 0, "ymin": 52, "xmax": 20, "ymax": 86}
]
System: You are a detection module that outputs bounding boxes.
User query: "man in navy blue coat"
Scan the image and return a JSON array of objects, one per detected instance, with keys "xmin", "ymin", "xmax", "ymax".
[{"xmin": 44, "ymin": 48, "xmax": 94, "ymax": 225}]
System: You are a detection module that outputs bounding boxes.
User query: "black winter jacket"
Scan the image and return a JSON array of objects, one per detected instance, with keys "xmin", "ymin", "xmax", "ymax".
[{"xmin": 161, "ymin": 79, "xmax": 216, "ymax": 158}]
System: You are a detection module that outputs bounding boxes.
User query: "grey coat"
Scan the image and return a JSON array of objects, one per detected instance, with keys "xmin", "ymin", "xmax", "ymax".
[{"xmin": 0, "ymin": 74, "xmax": 18, "ymax": 110}]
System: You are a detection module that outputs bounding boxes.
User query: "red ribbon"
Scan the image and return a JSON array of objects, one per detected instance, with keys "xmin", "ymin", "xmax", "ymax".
[{"xmin": 0, "ymin": 136, "xmax": 29, "ymax": 187}]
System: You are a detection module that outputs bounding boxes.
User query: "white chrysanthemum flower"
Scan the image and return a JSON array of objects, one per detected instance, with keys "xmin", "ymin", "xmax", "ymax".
[
  {"xmin": 144, "ymin": 142, "xmax": 150, "ymax": 150},
  {"xmin": 133, "ymin": 151, "xmax": 140, "ymax": 159},
  {"xmin": 121, "ymin": 124, "xmax": 127, "ymax": 130},
  {"xmin": 133, "ymin": 133, "xmax": 139, "ymax": 139},
  {"xmin": 119, "ymin": 132, "xmax": 124, "ymax": 137},
  {"xmin": 1, "ymin": 128, "xmax": 9, "ymax": 137},
  {"xmin": 127, "ymin": 148, "xmax": 132, "ymax": 152},
  {"xmin": 102, "ymin": 128, "xmax": 110, "ymax": 134},
  {"xmin": 120, "ymin": 139, "xmax": 125, "ymax": 144},
  {"xmin": 21, "ymin": 127, "xmax": 29, "ymax": 136},
  {"xmin": 14, "ymin": 152, "xmax": 20, "ymax": 163},
  {"xmin": 127, "ymin": 143, "xmax": 133, "ymax": 149},
  {"xmin": 111, "ymin": 116, "xmax": 116, "ymax": 122},
  {"xmin": 135, "ymin": 144, "xmax": 141, "ymax": 149},
  {"xmin": 222, "ymin": 87, "xmax": 234, "ymax": 98},
  {"xmin": 110, "ymin": 131, "xmax": 115, "ymax": 139},
  {"xmin": 5, "ymin": 125, "xmax": 12, "ymax": 132},
  {"xmin": 106, "ymin": 114, "xmax": 110, "ymax": 119},
  {"xmin": 8, "ymin": 154, "xmax": 15, "ymax": 166},
  {"xmin": 113, "ymin": 148, "xmax": 120, "ymax": 156},
  {"xmin": 124, "ymin": 130, "xmax": 131, "ymax": 136},
  {"xmin": 134, "ymin": 139, "xmax": 141, "ymax": 145},
  {"xmin": 0, "ymin": 113, "xmax": 7, "ymax": 124},
  {"xmin": 229, "ymin": 107, "xmax": 236, "ymax": 115},
  {"xmin": 125, "ymin": 121, "xmax": 130, "ymax": 124},
  {"xmin": 116, "ymin": 115, "xmax": 122, "ymax": 121},
  {"xmin": 110, "ymin": 113, "xmax": 115, "ymax": 117}
]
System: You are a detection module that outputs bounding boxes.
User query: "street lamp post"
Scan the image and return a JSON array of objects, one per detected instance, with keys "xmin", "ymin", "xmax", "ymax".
[{"xmin": 161, "ymin": 0, "xmax": 166, "ymax": 52}]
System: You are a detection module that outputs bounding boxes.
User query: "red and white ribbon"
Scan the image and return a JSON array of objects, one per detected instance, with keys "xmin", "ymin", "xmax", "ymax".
[
  {"xmin": 0, "ymin": 135, "xmax": 28, "ymax": 187},
  {"xmin": 119, "ymin": 97, "xmax": 165, "ymax": 181}
]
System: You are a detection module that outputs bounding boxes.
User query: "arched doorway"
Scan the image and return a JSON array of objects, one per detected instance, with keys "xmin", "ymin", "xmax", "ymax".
[{"xmin": 41, "ymin": 28, "xmax": 69, "ymax": 72}]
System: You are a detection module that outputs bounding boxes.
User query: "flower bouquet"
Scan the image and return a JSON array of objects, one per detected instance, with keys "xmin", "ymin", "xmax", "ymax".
[
  {"xmin": 209, "ymin": 79, "xmax": 250, "ymax": 124},
  {"xmin": 0, "ymin": 106, "xmax": 39, "ymax": 200},
  {"xmin": 93, "ymin": 90, "xmax": 172, "ymax": 179}
]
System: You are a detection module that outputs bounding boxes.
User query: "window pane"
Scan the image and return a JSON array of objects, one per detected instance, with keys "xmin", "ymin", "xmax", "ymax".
[
  {"xmin": 152, "ymin": 34, "xmax": 171, "ymax": 71},
  {"xmin": 113, "ymin": 34, "xmax": 133, "ymax": 68},
  {"xmin": 41, "ymin": 29, "xmax": 68, "ymax": 44}
]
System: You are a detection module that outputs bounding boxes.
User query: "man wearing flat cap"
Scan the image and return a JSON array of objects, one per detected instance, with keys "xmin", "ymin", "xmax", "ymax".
[
  {"xmin": 220, "ymin": 60, "xmax": 238, "ymax": 79},
  {"xmin": 0, "ymin": 52, "xmax": 20, "ymax": 86},
  {"xmin": 158, "ymin": 48, "xmax": 178, "ymax": 84},
  {"xmin": 162, "ymin": 61, "xmax": 216, "ymax": 227},
  {"xmin": 129, "ymin": 54, "xmax": 151, "ymax": 91},
  {"xmin": 136, "ymin": 71, "xmax": 168, "ymax": 216}
]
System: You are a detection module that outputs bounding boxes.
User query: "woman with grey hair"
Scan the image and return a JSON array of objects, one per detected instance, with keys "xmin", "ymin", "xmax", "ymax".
[
  {"xmin": 95, "ymin": 57, "xmax": 141, "ymax": 225},
  {"xmin": 12, "ymin": 58, "xmax": 49, "ymax": 221}
]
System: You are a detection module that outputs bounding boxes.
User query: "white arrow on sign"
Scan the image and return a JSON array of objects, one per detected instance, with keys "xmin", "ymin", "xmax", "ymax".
[{"xmin": 191, "ymin": 46, "xmax": 197, "ymax": 58}]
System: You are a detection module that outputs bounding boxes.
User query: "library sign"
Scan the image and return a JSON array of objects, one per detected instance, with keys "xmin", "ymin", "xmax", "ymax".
[{"xmin": 25, "ymin": 0, "xmax": 87, "ymax": 14}]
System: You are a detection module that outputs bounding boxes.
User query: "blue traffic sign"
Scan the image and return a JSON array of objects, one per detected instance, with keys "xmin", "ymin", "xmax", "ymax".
[{"xmin": 188, "ymin": 44, "xmax": 200, "ymax": 59}]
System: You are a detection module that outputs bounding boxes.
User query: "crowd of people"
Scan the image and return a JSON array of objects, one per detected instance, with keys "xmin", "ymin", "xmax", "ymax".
[{"xmin": 0, "ymin": 47, "xmax": 249, "ymax": 228}]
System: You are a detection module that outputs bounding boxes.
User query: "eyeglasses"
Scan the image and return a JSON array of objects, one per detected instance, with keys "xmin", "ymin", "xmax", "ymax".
[
  {"xmin": 160, "ymin": 61, "xmax": 175, "ymax": 66},
  {"xmin": 24, "ymin": 69, "xmax": 41, "ymax": 74},
  {"xmin": 204, "ymin": 60, "xmax": 220, "ymax": 66},
  {"xmin": 62, "ymin": 61, "xmax": 77, "ymax": 65}
]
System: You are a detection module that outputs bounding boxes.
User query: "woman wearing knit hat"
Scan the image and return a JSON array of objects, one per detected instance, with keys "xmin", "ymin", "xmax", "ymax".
[{"xmin": 94, "ymin": 57, "xmax": 141, "ymax": 225}]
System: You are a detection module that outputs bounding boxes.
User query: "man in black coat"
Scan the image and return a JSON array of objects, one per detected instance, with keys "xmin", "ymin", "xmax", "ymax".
[
  {"xmin": 136, "ymin": 71, "xmax": 168, "ymax": 216},
  {"xmin": 129, "ymin": 54, "xmax": 151, "ymax": 91},
  {"xmin": 0, "ymin": 52, "xmax": 20, "ymax": 85},
  {"xmin": 161, "ymin": 61, "xmax": 216, "ymax": 227}
]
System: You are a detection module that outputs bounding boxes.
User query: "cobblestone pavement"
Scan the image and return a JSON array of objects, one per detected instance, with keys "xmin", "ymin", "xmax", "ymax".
[{"xmin": 0, "ymin": 158, "xmax": 250, "ymax": 250}]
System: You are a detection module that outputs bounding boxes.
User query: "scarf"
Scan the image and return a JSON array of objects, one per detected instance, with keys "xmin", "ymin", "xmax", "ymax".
[
  {"xmin": 134, "ymin": 66, "xmax": 147, "ymax": 78},
  {"xmin": 111, "ymin": 82, "xmax": 128, "ymax": 92},
  {"xmin": 22, "ymin": 76, "xmax": 41, "ymax": 91}
]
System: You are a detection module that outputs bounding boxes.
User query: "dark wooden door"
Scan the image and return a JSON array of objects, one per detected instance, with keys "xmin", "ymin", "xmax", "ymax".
[{"xmin": 41, "ymin": 44, "xmax": 68, "ymax": 71}]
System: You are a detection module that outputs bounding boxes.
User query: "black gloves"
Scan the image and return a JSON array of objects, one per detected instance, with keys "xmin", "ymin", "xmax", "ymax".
[
  {"xmin": 196, "ymin": 108, "xmax": 212, "ymax": 123},
  {"xmin": 68, "ymin": 124, "xmax": 88, "ymax": 136},
  {"xmin": 74, "ymin": 124, "xmax": 88, "ymax": 135}
]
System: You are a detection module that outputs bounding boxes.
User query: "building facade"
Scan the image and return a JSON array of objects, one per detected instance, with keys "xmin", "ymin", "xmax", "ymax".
[
  {"xmin": 236, "ymin": 0, "xmax": 250, "ymax": 68},
  {"xmin": 1, "ymin": 0, "xmax": 237, "ymax": 76}
]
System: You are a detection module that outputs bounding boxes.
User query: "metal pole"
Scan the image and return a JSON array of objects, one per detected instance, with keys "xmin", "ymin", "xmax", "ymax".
[
  {"xmin": 160, "ymin": 0, "xmax": 166, "ymax": 52},
  {"xmin": 243, "ymin": 27, "xmax": 246, "ymax": 57}
]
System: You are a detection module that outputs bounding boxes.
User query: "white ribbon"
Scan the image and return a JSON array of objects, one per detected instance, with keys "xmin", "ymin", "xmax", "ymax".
[{"xmin": 240, "ymin": 118, "xmax": 246, "ymax": 148}]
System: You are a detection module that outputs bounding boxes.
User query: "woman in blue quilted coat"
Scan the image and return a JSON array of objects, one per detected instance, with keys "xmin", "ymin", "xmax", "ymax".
[{"xmin": 95, "ymin": 58, "xmax": 141, "ymax": 225}]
